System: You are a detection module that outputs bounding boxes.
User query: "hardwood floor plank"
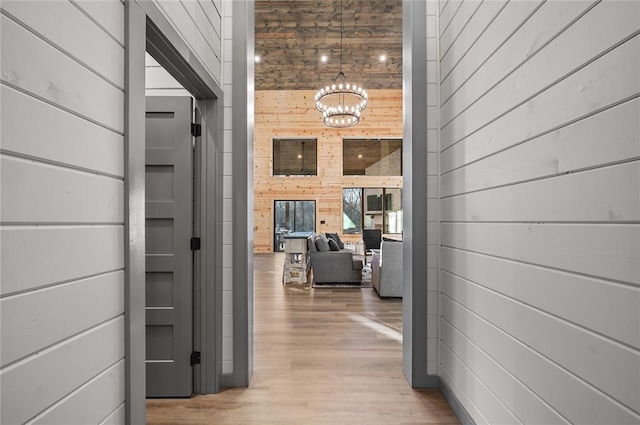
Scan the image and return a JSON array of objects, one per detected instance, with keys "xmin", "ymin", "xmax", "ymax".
[{"xmin": 147, "ymin": 253, "xmax": 459, "ymax": 424}]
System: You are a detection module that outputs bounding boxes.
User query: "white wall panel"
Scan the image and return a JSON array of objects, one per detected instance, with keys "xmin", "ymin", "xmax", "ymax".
[
  {"xmin": 1, "ymin": 156, "xmax": 124, "ymax": 224},
  {"xmin": 442, "ymin": 35, "xmax": 640, "ymax": 172},
  {"xmin": 30, "ymin": 360, "xmax": 125, "ymax": 425},
  {"xmin": 153, "ymin": 0, "xmax": 221, "ymax": 84},
  {"xmin": 71, "ymin": 0, "xmax": 125, "ymax": 45},
  {"xmin": 441, "ymin": 295, "xmax": 640, "ymax": 423},
  {"xmin": 441, "ymin": 0, "xmax": 595, "ymax": 106},
  {"xmin": 146, "ymin": 65, "xmax": 184, "ymax": 90},
  {"xmin": 441, "ymin": 98, "xmax": 640, "ymax": 196},
  {"xmin": 440, "ymin": 343, "xmax": 520, "ymax": 424},
  {"xmin": 98, "ymin": 405, "xmax": 125, "ymax": 425},
  {"xmin": 1, "ymin": 0, "xmax": 124, "ymax": 88},
  {"xmin": 0, "ymin": 317, "xmax": 124, "ymax": 425},
  {"xmin": 439, "ymin": 0, "xmax": 482, "ymax": 58},
  {"xmin": 0, "ymin": 14, "xmax": 124, "ymax": 133},
  {"xmin": 440, "ymin": 0, "xmax": 527, "ymax": 85},
  {"xmin": 181, "ymin": 0, "xmax": 220, "ymax": 61},
  {"xmin": 439, "ymin": 0, "xmax": 463, "ymax": 37},
  {"xmin": 442, "ymin": 271, "xmax": 640, "ymax": 413},
  {"xmin": 442, "ymin": 1, "xmax": 640, "ymax": 143},
  {"xmin": 1, "ymin": 226, "xmax": 124, "ymax": 296},
  {"xmin": 0, "ymin": 85, "xmax": 124, "ymax": 177},
  {"xmin": 438, "ymin": 1, "xmax": 640, "ymax": 419},
  {"xmin": 199, "ymin": 0, "xmax": 222, "ymax": 41},
  {"xmin": 442, "ymin": 162, "xmax": 640, "ymax": 222},
  {"xmin": 441, "ymin": 320, "xmax": 566, "ymax": 424},
  {"xmin": 1, "ymin": 1, "xmax": 126, "ymax": 424},
  {"xmin": 442, "ymin": 247, "xmax": 640, "ymax": 349},
  {"xmin": 1, "ymin": 271, "xmax": 125, "ymax": 367},
  {"xmin": 442, "ymin": 222, "xmax": 640, "ymax": 284}
]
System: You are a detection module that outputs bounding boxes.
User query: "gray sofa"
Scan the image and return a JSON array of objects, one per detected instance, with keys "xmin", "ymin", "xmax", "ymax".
[
  {"xmin": 371, "ymin": 240, "xmax": 403, "ymax": 297},
  {"xmin": 307, "ymin": 234, "xmax": 363, "ymax": 285}
]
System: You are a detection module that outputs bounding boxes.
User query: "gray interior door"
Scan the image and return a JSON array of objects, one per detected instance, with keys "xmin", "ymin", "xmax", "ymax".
[{"xmin": 145, "ymin": 96, "xmax": 193, "ymax": 397}]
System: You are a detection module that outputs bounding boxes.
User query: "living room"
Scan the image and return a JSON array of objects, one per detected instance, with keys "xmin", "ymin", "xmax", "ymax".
[{"xmin": 253, "ymin": 1, "xmax": 404, "ymax": 255}]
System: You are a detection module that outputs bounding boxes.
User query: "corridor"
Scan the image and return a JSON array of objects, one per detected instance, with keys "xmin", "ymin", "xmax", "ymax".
[{"xmin": 146, "ymin": 253, "xmax": 459, "ymax": 424}]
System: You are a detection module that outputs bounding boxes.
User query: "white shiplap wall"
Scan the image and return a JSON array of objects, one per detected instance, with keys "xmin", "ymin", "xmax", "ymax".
[
  {"xmin": 145, "ymin": 53, "xmax": 191, "ymax": 97},
  {"xmin": 221, "ymin": 0, "xmax": 234, "ymax": 376},
  {"xmin": 0, "ymin": 1, "xmax": 126, "ymax": 424},
  {"xmin": 438, "ymin": 0, "xmax": 640, "ymax": 423},
  {"xmin": 426, "ymin": 0, "xmax": 440, "ymax": 376},
  {"xmin": 150, "ymin": 0, "xmax": 222, "ymax": 86}
]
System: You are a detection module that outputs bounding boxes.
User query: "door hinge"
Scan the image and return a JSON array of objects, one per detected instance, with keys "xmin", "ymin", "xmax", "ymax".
[
  {"xmin": 191, "ymin": 123, "xmax": 202, "ymax": 137},
  {"xmin": 190, "ymin": 351, "xmax": 201, "ymax": 366},
  {"xmin": 190, "ymin": 237, "xmax": 201, "ymax": 251}
]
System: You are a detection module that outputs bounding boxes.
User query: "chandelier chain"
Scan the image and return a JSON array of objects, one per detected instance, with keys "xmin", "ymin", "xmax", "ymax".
[{"xmin": 314, "ymin": 0, "xmax": 368, "ymax": 128}]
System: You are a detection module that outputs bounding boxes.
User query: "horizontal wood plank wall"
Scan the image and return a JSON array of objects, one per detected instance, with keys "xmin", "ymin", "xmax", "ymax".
[
  {"xmin": 0, "ymin": 1, "xmax": 126, "ymax": 424},
  {"xmin": 151, "ymin": 0, "xmax": 222, "ymax": 86},
  {"xmin": 254, "ymin": 89, "xmax": 403, "ymax": 253},
  {"xmin": 145, "ymin": 52, "xmax": 191, "ymax": 97},
  {"xmin": 438, "ymin": 0, "xmax": 640, "ymax": 423}
]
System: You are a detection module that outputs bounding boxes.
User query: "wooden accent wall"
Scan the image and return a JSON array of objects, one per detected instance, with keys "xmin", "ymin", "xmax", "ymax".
[{"xmin": 254, "ymin": 89, "xmax": 403, "ymax": 253}]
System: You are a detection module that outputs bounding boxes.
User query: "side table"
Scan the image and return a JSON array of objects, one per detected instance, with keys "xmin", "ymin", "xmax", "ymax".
[{"xmin": 282, "ymin": 232, "xmax": 314, "ymax": 284}]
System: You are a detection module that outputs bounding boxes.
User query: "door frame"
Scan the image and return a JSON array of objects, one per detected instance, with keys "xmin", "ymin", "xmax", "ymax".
[
  {"xmin": 227, "ymin": 0, "xmax": 434, "ymax": 391},
  {"xmin": 125, "ymin": 2, "xmax": 224, "ymax": 422}
]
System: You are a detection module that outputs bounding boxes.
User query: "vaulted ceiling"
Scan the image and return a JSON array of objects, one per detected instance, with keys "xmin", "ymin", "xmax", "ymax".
[{"xmin": 254, "ymin": 0, "xmax": 403, "ymax": 91}]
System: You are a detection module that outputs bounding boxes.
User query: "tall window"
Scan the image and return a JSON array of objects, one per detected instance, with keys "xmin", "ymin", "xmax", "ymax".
[
  {"xmin": 343, "ymin": 188, "xmax": 402, "ymax": 234},
  {"xmin": 273, "ymin": 139, "xmax": 317, "ymax": 176},
  {"xmin": 343, "ymin": 139, "xmax": 402, "ymax": 176},
  {"xmin": 274, "ymin": 200, "xmax": 316, "ymax": 252}
]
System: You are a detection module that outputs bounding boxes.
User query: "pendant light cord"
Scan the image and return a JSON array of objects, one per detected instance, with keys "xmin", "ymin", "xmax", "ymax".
[{"xmin": 339, "ymin": 0, "xmax": 343, "ymax": 74}]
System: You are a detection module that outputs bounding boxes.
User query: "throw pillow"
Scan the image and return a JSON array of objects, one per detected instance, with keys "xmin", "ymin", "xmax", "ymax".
[
  {"xmin": 327, "ymin": 238, "xmax": 340, "ymax": 251},
  {"xmin": 326, "ymin": 232, "xmax": 345, "ymax": 249},
  {"xmin": 315, "ymin": 237, "xmax": 330, "ymax": 252}
]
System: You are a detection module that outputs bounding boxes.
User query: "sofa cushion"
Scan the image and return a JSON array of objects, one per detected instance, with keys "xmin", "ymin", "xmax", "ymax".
[
  {"xmin": 326, "ymin": 232, "xmax": 344, "ymax": 249},
  {"xmin": 307, "ymin": 236, "xmax": 317, "ymax": 252},
  {"xmin": 315, "ymin": 237, "xmax": 330, "ymax": 252},
  {"xmin": 327, "ymin": 238, "xmax": 340, "ymax": 251}
]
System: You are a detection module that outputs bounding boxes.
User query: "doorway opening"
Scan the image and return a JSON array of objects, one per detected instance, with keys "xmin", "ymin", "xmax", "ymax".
[{"xmin": 125, "ymin": 2, "xmax": 225, "ymax": 420}]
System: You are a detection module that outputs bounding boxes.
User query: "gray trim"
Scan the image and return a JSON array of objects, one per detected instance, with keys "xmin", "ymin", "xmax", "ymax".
[
  {"xmin": 230, "ymin": 0, "xmax": 255, "ymax": 387},
  {"xmin": 193, "ymin": 105, "xmax": 203, "ymax": 393},
  {"xmin": 136, "ymin": 0, "xmax": 222, "ymax": 100},
  {"xmin": 197, "ymin": 97, "xmax": 224, "ymax": 393},
  {"xmin": 124, "ymin": 2, "xmax": 146, "ymax": 423},
  {"xmin": 440, "ymin": 379, "xmax": 477, "ymax": 425},
  {"xmin": 402, "ymin": 0, "xmax": 435, "ymax": 388}
]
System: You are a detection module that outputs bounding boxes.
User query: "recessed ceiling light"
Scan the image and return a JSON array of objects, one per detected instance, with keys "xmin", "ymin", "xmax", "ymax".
[
  {"xmin": 358, "ymin": 154, "xmax": 363, "ymax": 159},
  {"xmin": 298, "ymin": 154, "xmax": 302, "ymax": 159},
  {"xmin": 379, "ymin": 54, "xmax": 386, "ymax": 62},
  {"xmin": 255, "ymin": 55, "xmax": 261, "ymax": 63},
  {"xmin": 320, "ymin": 55, "xmax": 328, "ymax": 63}
]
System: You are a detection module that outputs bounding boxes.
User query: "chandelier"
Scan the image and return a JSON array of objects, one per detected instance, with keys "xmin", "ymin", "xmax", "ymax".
[{"xmin": 315, "ymin": 0, "xmax": 368, "ymax": 128}]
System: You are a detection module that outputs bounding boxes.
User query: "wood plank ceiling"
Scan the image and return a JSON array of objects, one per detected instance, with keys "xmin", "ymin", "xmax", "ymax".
[{"xmin": 255, "ymin": 0, "xmax": 403, "ymax": 91}]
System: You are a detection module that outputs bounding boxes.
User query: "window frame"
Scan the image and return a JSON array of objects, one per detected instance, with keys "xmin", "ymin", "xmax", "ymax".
[
  {"xmin": 272, "ymin": 138, "xmax": 318, "ymax": 176},
  {"xmin": 342, "ymin": 138, "xmax": 403, "ymax": 176}
]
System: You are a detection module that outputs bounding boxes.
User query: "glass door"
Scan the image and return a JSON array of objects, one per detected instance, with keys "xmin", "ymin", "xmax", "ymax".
[{"xmin": 274, "ymin": 200, "xmax": 316, "ymax": 252}]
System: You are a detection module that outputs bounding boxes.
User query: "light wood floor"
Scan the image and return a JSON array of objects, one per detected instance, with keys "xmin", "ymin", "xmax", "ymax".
[{"xmin": 147, "ymin": 253, "xmax": 459, "ymax": 425}]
